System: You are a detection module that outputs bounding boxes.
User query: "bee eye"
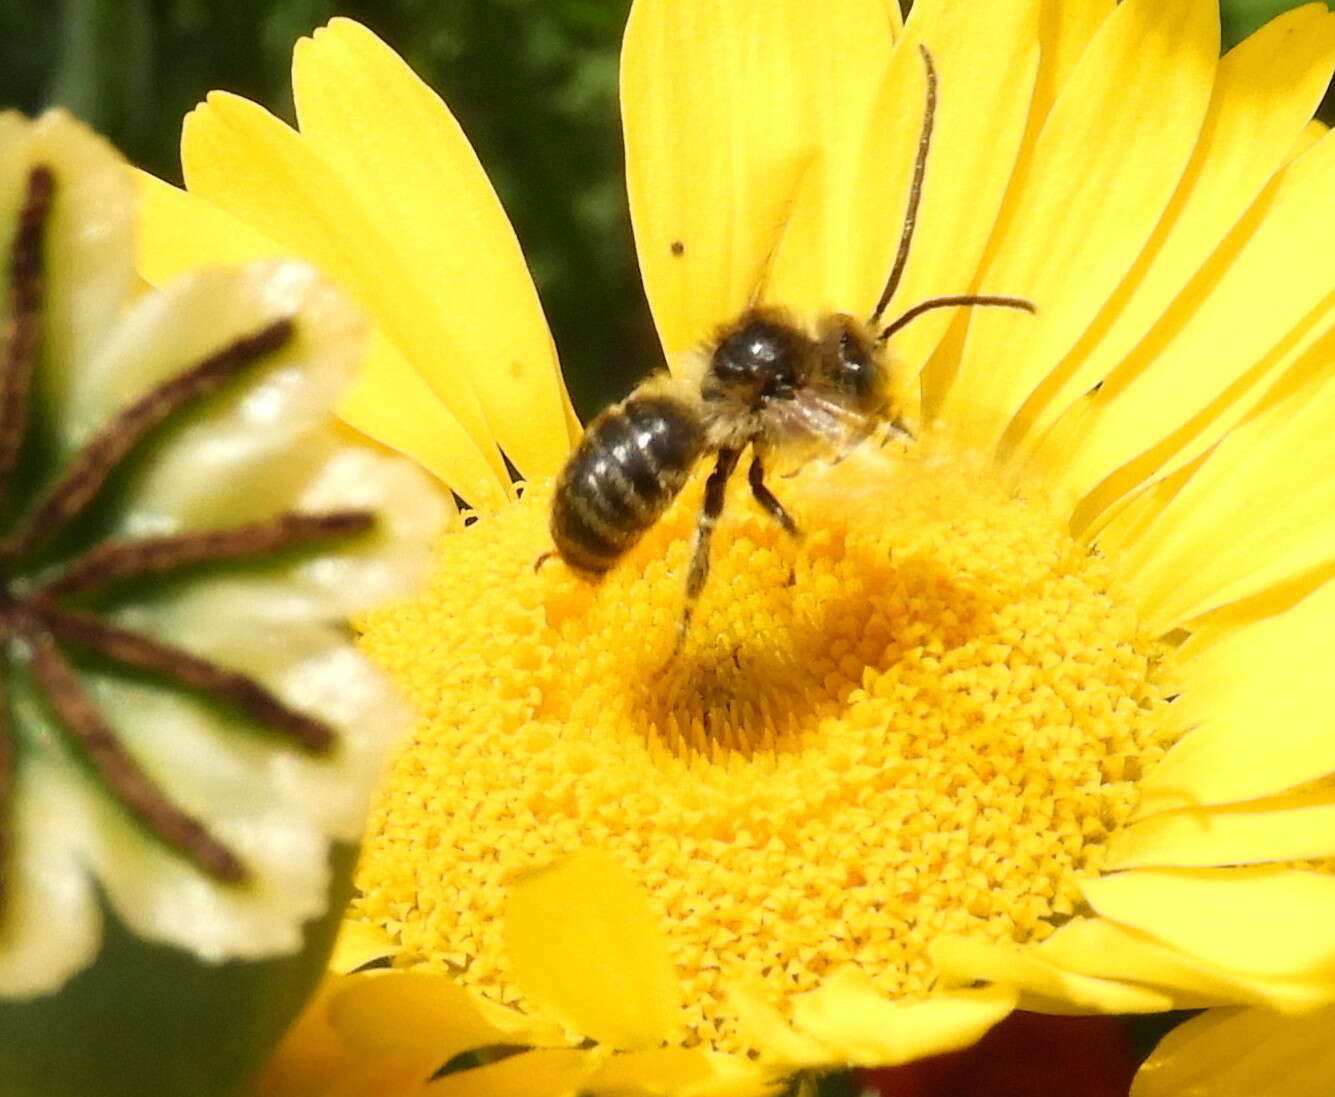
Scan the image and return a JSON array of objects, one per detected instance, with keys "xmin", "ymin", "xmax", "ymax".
[{"xmin": 822, "ymin": 325, "xmax": 883, "ymax": 413}]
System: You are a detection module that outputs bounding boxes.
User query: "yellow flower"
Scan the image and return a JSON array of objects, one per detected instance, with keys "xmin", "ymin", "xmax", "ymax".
[{"xmin": 138, "ymin": 0, "xmax": 1335, "ymax": 1092}]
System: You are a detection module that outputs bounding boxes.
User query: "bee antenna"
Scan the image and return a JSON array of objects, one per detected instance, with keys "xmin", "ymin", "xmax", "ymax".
[
  {"xmin": 869, "ymin": 44, "xmax": 937, "ymax": 328},
  {"xmin": 876, "ymin": 294, "xmax": 1036, "ymax": 343}
]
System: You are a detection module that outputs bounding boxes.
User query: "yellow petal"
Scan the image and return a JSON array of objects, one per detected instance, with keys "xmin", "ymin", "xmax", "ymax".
[
  {"xmin": 1082, "ymin": 293, "xmax": 1335, "ymax": 539},
  {"xmin": 1110, "ymin": 787, "xmax": 1335, "ymax": 870},
  {"xmin": 503, "ymin": 850, "xmax": 680, "ymax": 1051},
  {"xmin": 587, "ymin": 1047, "xmax": 775, "ymax": 1097},
  {"xmin": 1174, "ymin": 556, "xmax": 1335, "ymax": 663},
  {"xmin": 179, "ymin": 90, "xmax": 512, "ymax": 503},
  {"xmin": 328, "ymin": 970, "xmax": 563, "ymax": 1060},
  {"xmin": 787, "ymin": 966, "xmax": 1016, "ymax": 1067},
  {"xmin": 760, "ymin": 151, "xmax": 831, "ymax": 321},
  {"xmin": 1136, "ymin": 579, "xmax": 1335, "ymax": 812},
  {"xmin": 1295, "ymin": 117, "xmax": 1329, "ymax": 156},
  {"xmin": 135, "ymin": 162, "xmax": 504, "ymax": 511},
  {"xmin": 936, "ymin": 0, "xmax": 1218, "ymax": 446},
  {"xmin": 1131, "ymin": 1004, "xmax": 1335, "ymax": 1097},
  {"xmin": 622, "ymin": 0, "xmax": 897, "ymax": 360},
  {"xmin": 1040, "ymin": 918, "xmax": 1334, "ymax": 1014},
  {"xmin": 884, "ymin": 0, "xmax": 903, "ymax": 36},
  {"xmin": 424, "ymin": 1049, "xmax": 594, "ymax": 1097},
  {"xmin": 1083, "ymin": 867, "xmax": 1335, "ymax": 980},
  {"xmin": 929, "ymin": 933, "xmax": 1176, "ymax": 1013},
  {"xmin": 728, "ymin": 983, "xmax": 830, "ymax": 1067},
  {"xmin": 1084, "ymin": 450, "xmax": 1204, "ymax": 554},
  {"xmin": 917, "ymin": 0, "xmax": 1115, "ymax": 413},
  {"xmin": 1094, "ymin": 332, "xmax": 1335, "ymax": 631},
  {"xmin": 341, "ymin": 329, "xmax": 505, "ymax": 510},
  {"xmin": 135, "ymin": 166, "xmax": 281, "ymax": 273},
  {"xmin": 291, "ymin": 19, "xmax": 574, "ymax": 480},
  {"xmin": 329, "ymin": 920, "xmax": 395, "ymax": 973},
  {"xmin": 1011, "ymin": 6, "xmax": 1335, "ymax": 455},
  {"xmin": 1083, "ymin": 304, "xmax": 1334, "ymax": 545},
  {"xmin": 840, "ymin": 0, "xmax": 1040, "ymax": 380},
  {"xmin": 1039, "ymin": 127, "xmax": 1335, "ymax": 521},
  {"xmin": 1030, "ymin": 1, "xmax": 1115, "ymax": 124},
  {"xmin": 248, "ymin": 976, "xmax": 440, "ymax": 1097}
]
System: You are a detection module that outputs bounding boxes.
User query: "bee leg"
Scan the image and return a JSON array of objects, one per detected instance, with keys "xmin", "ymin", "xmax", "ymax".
[
  {"xmin": 533, "ymin": 550, "xmax": 557, "ymax": 573},
  {"xmin": 677, "ymin": 447, "xmax": 741, "ymax": 646},
  {"xmin": 883, "ymin": 416, "xmax": 915, "ymax": 445},
  {"xmin": 747, "ymin": 453, "xmax": 799, "ymax": 537}
]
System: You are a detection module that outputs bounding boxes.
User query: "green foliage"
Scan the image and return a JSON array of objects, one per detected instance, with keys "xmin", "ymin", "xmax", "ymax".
[{"xmin": 1221, "ymin": 0, "xmax": 1335, "ymax": 47}]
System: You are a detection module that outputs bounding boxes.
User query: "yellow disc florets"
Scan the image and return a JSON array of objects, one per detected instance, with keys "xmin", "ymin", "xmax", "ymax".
[{"xmin": 355, "ymin": 437, "xmax": 1178, "ymax": 1050}]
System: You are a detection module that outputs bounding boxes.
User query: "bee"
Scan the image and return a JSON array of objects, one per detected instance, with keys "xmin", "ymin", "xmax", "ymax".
[{"xmin": 546, "ymin": 46, "xmax": 1034, "ymax": 641}]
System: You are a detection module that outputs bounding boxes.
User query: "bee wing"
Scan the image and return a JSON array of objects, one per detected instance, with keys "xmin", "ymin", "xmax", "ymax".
[{"xmin": 764, "ymin": 387, "xmax": 877, "ymax": 474}]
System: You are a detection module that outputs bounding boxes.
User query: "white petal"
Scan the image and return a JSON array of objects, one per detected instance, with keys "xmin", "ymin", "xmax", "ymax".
[{"xmin": 0, "ymin": 762, "xmax": 101, "ymax": 997}]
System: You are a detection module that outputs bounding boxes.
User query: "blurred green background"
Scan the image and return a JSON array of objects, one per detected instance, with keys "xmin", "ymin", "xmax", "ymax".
[{"xmin": 1, "ymin": 0, "xmax": 1331, "ymax": 420}]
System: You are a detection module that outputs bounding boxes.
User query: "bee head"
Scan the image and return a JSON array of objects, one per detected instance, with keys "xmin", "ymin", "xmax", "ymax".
[
  {"xmin": 816, "ymin": 314, "xmax": 891, "ymax": 416},
  {"xmin": 706, "ymin": 310, "xmax": 814, "ymax": 407}
]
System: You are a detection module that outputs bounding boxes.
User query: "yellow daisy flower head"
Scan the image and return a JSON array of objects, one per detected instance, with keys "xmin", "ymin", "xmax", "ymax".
[{"xmin": 138, "ymin": 0, "xmax": 1335, "ymax": 1091}]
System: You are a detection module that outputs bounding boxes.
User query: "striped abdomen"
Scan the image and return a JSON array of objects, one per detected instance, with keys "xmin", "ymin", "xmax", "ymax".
[{"xmin": 550, "ymin": 391, "xmax": 705, "ymax": 575}]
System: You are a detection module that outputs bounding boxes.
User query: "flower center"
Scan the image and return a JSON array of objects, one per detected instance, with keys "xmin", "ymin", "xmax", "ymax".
[{"xmin": 355, "ymin": 439, "xmax": 1177, "ymax": 1051}]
